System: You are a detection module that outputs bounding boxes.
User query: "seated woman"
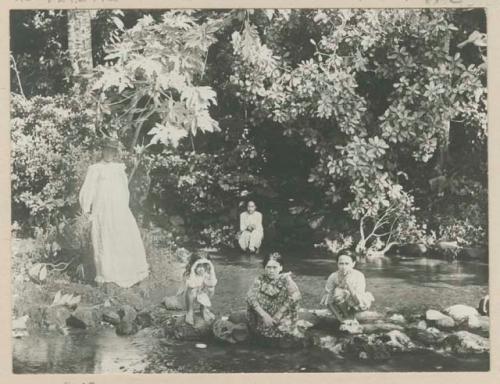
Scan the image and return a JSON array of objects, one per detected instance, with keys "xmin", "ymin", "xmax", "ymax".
[
  {"xmin": 238, "ymin": 200, "xmax": 263, "ymax": 254},
  {"xmin": 320, "ymin": 254, "xmax": 374, "ymax": 322},
  {"xmin": 246, "ymin": 252, "xmax": 301, "ymax": 340},
  {"xmin": 180, "ymin": 253, "xmax": 218, "ymax": 326}
]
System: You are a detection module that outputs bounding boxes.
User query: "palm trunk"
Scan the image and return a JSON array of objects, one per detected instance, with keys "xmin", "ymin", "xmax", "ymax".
[{"xmin": 68, "ymin": 10, "xmax": 93, "ymax": 79}]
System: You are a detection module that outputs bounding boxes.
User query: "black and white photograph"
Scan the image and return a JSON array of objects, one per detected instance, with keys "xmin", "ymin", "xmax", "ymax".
[{"xmin": 7, "ymin": 5, "xmax": 492, "ymax": 375}]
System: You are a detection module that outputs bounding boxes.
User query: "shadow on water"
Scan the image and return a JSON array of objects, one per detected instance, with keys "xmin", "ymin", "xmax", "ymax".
[{"xmin": 13, "ymin": 251, "xmax": 489, "ymax": 373}]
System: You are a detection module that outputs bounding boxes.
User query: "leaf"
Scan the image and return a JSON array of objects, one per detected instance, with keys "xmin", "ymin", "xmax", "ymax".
[
  {"xmin": 28, "ymin": 263, "xmax": 43, "ymax": 280},
  {"xmin": 111, "ymin": 16, "xmax": 124, "ymax": 31},
  {"xmin": 263, "ymin": 9, "xmax": 275, "ymax": 21},
  {"xmin": 38, "ymin": 265, "xmax": 47, "ymax": 281},
  {"xmin": 52, "ymin": 290, "xmax": 63, "ymax": 306}
]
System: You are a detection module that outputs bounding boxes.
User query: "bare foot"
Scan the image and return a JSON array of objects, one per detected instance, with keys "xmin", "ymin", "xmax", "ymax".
[
  {"xmin": 202, "ymin": 308, "xmax": 215, "ymax": 321},
  {"xmin": 185, "ymin": 312, "xmax": 195, "ymax": 326}
]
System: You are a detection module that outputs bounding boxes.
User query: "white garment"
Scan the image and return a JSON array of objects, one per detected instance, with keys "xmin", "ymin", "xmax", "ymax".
[
  {"xmin": 79, "ymin": 162, "xmax": 149, "ymax": 288},
  {"xmin": 238, "ymin": 211, "xmax": 263, "ymax": 251}
]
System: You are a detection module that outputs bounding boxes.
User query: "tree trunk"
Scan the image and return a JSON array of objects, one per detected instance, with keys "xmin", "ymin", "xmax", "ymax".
[{"xmin": 67, "ymin": 10, "xmax": 93, "ymax": 78}]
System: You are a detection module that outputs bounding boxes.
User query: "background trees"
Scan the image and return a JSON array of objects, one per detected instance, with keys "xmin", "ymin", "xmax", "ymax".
[{"xmin": 10, "ymin": 9, "xmax": 487, "ymax": 254}]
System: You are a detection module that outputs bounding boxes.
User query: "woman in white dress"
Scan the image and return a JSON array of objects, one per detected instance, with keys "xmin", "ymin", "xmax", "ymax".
[
  {"xmin": 238, "ymin": 201, "xmax": 264, "ymax": 253},
  {"xmin": 79, "ymin": 138, "xmax": 149, "ymax": 288}
]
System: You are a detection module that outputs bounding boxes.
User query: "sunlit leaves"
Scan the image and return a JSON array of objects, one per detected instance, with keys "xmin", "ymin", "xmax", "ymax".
[{"xmin": 91, "ymin": 10, "xmax": 222, "ymax": 148}]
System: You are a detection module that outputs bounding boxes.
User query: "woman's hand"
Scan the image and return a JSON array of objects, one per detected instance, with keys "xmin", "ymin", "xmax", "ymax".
[
  {"xmin": 320, "ymin": 293, "xmax": 330, "ymax": 307},
  {"xmin": 261, "ymin": 312, "xmax": 277, "ymax": 328}
]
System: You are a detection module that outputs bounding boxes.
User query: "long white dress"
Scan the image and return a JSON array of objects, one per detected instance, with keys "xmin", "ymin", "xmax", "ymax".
[
  {"xmin": 79, "ymin": 162, "xmax": 149, "ymax": 288},
  {"xmin": 238, "ymin": 211, "xmax": 264, "ymax": 251}
]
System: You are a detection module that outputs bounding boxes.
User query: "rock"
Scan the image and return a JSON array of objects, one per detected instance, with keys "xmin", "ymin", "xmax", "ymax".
[
  {"xmin": 407, "ymin": 326, "xmax": 446, "ymax": 346},
  {"xmin": 460, "ymin": 247, "xmax": 487, "ymax": 261},
  {"xmin": 442, "ymin": 331, "xmax": 489, "ymax": 354},
  {"xmin": 12, "ymin": 315, "xmax": 29, "ymax": 330},
  {"xmin": 339, "ymin": 319, "xmax": 363, "ymax": 334},
  {"xmin": 478, "ymin": 295, "xmax": 489, "ymax": 316},
  {"xmin": 165, "ymin": 314, "xmax": 214, "ymax": 340},
  {"xmin": 417, "ymin": 320, "xmax": 428, "ymax": 330},
  {"xmin": 362, "ymin": 322, "xmax": 404, "ymax": 334},
  {"xmin": 426, "ymin": 309, "xmax": 447, "ymax": 321},
  {"xmin": 213, "ymin": 319, "xmax": 249, "ymax": 344},
  {"xmin": 44, "ymin": 306, "xmax": 72, "ymax": 329},
  {"xmin": 102, "ymin": 308, "xmax": 121, "ymax": 326},
  {"xmin": 467, "ymin": 315, "xmax": 489, "ymax": 333},
  {"xmin": 444, "ymin": 305, "xmax": 479, "ymax": 323},
  {"xmin": 355, "ymin": 311, "xmax": 384, "ymax": 323},
  {"xmin": 164, "ymin": 295, "xmax": 183, "ymax": 311},
  {"xmin": 342, "ymin": 335, "xmax": 391, "ymax": 361},
  {"xmin": 67, "ymin": 305, "xmax": 102, "ymax": 329},
  {"xmin": 388, "ymin": 314, "xmax": 406, "ymax": 325},
  {"xmin": 116, "ymin": 305, "xmax": 138, "ymax": 335},
  {"xmin": 435, "ymin": 315, "xmax": 456, "ymax": 330},
  {"xmin": 12, "ymin": 315, "xmax": 29, "ymax": 338},
  {"xmin": 136, "ymin": 310, "xmax": 154, "ymax": 329},
  {"xmin": 228, "ymin": 309, "xmax": 247, "ymax": 324},
  {"xmin": 313, "ymin": 334, "xmax": 343, "ymax": 355},
  {"xmin": 398, "ymin": 243, "xmax": 428, "ymax": 256},
  {"xmin": 382, "ymin": 330, "xmax": 415, "ymax": 351},
  {"xmin": 298, "ymin": 309, "xmax": 340, "ymax": 330}
]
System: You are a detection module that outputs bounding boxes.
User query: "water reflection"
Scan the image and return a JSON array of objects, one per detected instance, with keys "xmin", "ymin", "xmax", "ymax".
[{"xmin": 13, "ymin": 252, "xmax": 489, "ymax": 374}]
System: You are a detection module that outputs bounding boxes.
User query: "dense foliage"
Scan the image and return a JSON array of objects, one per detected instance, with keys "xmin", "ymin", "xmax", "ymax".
[{"xmin": 10, "ymin": 9, "xmax": 487, "ymax": 256}]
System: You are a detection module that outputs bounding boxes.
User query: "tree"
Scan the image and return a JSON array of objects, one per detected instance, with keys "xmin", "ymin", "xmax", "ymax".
[{"xmin": 229, "ymin": 9, "xmax": 486, "ymax": 253}]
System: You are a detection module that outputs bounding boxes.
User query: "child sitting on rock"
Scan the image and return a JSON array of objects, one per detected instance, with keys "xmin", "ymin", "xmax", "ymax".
[
  {"xmin": 181, "ymin": 253, "xmax": 218, "ymax": 326},
  {"xmin": 320, "ymin": 254, "xmax": 374, "ymax": 322}
]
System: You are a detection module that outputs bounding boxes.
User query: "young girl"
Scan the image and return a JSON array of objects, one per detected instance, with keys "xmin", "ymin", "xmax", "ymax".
[{"xmin": 181, "ymin": 253, "xmax": 218, "ymax": 325}]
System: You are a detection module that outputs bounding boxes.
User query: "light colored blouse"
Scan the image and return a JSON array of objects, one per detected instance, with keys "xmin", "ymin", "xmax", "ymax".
[{"xmin": 240, "ymin": 211, "xmax": 263, "ymax": 233}]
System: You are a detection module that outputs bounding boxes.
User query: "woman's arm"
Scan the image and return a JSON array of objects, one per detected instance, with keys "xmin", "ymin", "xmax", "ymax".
[
  {"xmin": 321, "ymin": 273, "xmax": 336, "ymax": 306},
  {"xmin": 79, "ymin": 165, "xmax": 97, "ymax": 214},
  {"xmin": 274, "ymin": 274, "xmax": 301, "ymax": 320},
  {"xmin": 247, "ymin": 278, "xmax": 273, "ymax": 319},
  {"xmin": 240, "ymin": 212, "xmax": 247, "ymax": 232}
]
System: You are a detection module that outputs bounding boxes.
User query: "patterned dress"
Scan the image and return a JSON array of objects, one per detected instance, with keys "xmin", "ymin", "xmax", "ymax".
[{"xmin": 246, "ymin": 273, "xmax": 301, "ymax": 339}]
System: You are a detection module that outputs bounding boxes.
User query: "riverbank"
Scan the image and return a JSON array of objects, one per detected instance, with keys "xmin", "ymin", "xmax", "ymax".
[{"xmin": 11, "ymin": 237, "xmax": 489, "ymax": 372}]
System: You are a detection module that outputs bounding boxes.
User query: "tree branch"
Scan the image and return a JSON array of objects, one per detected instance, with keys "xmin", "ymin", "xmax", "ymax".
[{"xmin": 10, "ymin": 54, "xmax": 26, "ymax": 99}]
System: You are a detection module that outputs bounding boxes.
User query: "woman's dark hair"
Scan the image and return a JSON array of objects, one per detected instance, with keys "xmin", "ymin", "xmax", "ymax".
[
  {"xmin": 263, "ymin": 252, "xmax": 283, "ymax": 268},
  {"xmin": 337, "ymin": 252, "xmax": 354, "ymax": 263},
  {"xmin": 184, "ymin": 251, "xmax": 211, "ymax": 277}
]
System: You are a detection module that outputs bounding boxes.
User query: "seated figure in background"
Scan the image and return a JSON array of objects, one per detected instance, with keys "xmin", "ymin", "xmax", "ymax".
[
  {"xmin": 238, "ymin": 200, "xmax": 263, "ymax": 254},
  {"xmin": 320, "ymin": 254, "xmax": 374, "ymax": 322}
]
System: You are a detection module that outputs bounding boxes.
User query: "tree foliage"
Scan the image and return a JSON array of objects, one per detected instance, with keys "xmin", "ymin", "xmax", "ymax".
[{"xmin": 10, "ymin": 9, "xmax": 488, "ymax": 253}]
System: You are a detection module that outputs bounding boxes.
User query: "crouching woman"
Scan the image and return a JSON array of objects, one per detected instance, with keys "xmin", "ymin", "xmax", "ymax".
[{"xmin": 246, "ymin": 252, "xmax": 301, "ymax": 341}]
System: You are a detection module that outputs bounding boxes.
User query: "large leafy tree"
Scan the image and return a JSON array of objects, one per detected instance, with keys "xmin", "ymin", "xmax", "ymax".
[{"xmin": 228, "ymin": 9, "xmax": 486, "ymax": 252}]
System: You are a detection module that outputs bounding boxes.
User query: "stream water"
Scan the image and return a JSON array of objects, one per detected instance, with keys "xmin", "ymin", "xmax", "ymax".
[{"xmin": 13, "ymin": 252, "xmax": 489, "ymax": 373}]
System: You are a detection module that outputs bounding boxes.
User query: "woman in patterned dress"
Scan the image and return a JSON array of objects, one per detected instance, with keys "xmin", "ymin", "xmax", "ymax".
[{"xmin": 246, "ymin": 252, "xmax": 301, "ymax": 339}]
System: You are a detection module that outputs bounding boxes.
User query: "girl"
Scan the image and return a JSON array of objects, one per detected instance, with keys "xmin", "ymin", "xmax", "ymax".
[{"xmin": 181, "ymin": 253, "xmax": 218, "ymax": 325}]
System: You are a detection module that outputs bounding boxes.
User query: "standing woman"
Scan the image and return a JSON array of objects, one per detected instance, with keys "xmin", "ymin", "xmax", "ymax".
[
  {"xmin": 246, "ymin": 252, "xmax": 301, "ymax": 340},
  {"xmin": 79, "ymin": 138, "xmax": 149, "ymax": 288},
  {"xmin": 238, "ymin": 200, "xmax": 264, "ymax": 253}
]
